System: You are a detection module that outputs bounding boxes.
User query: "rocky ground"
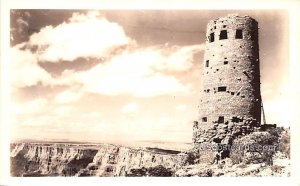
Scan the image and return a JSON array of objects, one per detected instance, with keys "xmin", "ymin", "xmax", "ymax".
[
  {"xmin": 175, "ymin": 151, "xmax": 290, "ymax": 177},
  {"xmin": 10, "ymin": 127, "xmax": 290, "ymax": 177}
]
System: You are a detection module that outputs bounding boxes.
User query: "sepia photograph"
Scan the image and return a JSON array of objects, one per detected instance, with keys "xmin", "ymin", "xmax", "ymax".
[
  {"xmin": 8, "ymin": 9, "xmax": 291, "ymax": 177},
  {"xmin": 1, "ymin": 0, "xmax": 300, "ymax": 184}
]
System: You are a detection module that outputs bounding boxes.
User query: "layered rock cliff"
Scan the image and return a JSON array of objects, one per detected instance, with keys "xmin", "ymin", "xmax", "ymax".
[
  {"xmin": 10, "ymin": 143, "xmax": 180, "ymax": 177},
  {"xmin": 10, "ymin": 128, "xmax": 290, "ymax": 177}
]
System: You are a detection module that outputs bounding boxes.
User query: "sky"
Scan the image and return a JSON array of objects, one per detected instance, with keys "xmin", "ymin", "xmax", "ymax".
[{"xmin": 9, "ymin": 9, "xmax": 289, "ymax": 143}]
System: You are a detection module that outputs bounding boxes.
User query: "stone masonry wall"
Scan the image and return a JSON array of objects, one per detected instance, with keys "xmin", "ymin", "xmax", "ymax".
[{"xmin": 193, "ymin": 14, "xmax": 261, "ymax": 149}]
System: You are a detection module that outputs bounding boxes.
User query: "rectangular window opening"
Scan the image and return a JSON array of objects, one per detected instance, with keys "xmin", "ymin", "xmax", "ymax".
[
  {"xmin": 209, "ymin": 33, "xmax": 215, "ymax": 42},
  {"xmin": 218, "ymin": 116, "xmax": 224, "ymax": 123},
  {"xmin": 219, "ymin": 30, "xmax": 228, "ymax": 40},
  {"xmin": 232, "ymin": 117, "xmax": 239, "ymax": 123},
  {"xmin": 235, "ymin": 29, "xmax": 243, "ymax": 39},
  {"xmin": 218, "ymin": 86, "xmax": 227, "ymax": 92},
  {"xmin": 224, "ymin": 61, "xmax": 228, "ymax": 65},
  {"xmin": 202, "ymin": 117, "xmax": 207, "ymax": 122},
  {"xmin": 206, "ymin": 60, "xmax": 209, "ymax": 67}
]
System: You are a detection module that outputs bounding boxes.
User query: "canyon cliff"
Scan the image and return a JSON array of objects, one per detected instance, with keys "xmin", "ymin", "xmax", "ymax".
[
  {"xmin": 10, "ymin": 143, "xmax": 180, "ymax": 177},
  {"xmin": 10, "ymin": 128, "xmax": 290, "ymax": 177}
]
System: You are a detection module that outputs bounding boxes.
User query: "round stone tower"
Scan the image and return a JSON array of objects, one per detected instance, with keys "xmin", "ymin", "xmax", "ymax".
[{"xmin": 193, "ymin": 14, "xmax": 261, "ymax": 146}]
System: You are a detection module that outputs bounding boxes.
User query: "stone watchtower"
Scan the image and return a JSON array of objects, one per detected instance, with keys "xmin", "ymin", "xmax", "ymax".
[{"xmin": 193, "ymin": 14, "xmax": 261, "ymax": 147}]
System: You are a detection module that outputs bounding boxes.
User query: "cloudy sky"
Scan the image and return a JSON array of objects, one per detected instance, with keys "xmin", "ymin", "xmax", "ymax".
[{"xmin": 10, "ymin": 9, "xmax": 289, "ymax": 143}]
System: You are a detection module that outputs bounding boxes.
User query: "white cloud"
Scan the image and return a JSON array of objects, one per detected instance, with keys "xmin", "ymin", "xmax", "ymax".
[
  {"xmin": 11, "ymin": 10, "xmax": 203, "ymax": 97},
  {"xmin": 16, "ymin": 17, "xmax": 29, "ymax": 34},
  {"xmin": 28, "ymin": 11, "xmax": 132, "ymax": 62},
  {"xmin": 58, "ymin": 45, "xmax": 201, "ymax": 97},
  {"xmin": 151, "ymin": 45, "xmax": 203, "ymax": 71},
  {"xmin": 10, "ymin": 45, "xmax": 53, "ymax": 88},
  {"xmin": 53, "ymin": 106, "xmax": 76, "ymax": 116},
  {"xmin": 54, "ymin": 89, "xmax": 83, "ymax": 104},
  {"xmin": 122, "ymin": 102, "xmax": 139, "ymax": 114}
]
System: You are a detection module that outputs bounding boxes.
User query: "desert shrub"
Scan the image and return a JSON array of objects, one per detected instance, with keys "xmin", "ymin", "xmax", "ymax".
[
  {"xmin": 126, "ymin": 167, "xmax": 147, "ymax": 177},
  {"xmin": 126, "ymin": 165, "xmax": 173, "ymax": 177},
  {"xmin": 271, "ymin": 165, "xmax": 284, "ymax": 173},
  {"xmin": 187, "ymin": 151, "xmax": 198, "ymax": 165},
  {"xmin": 178, "ymin": 150, "xmax": 199, "ymax": 166},
  {"xmin": 148, "ymin": 165, "xmax": 173, "ymax": 177},
  {"xmin": 230, "ymin": 132, "xmax": 277, "ymax": 165},
  {"xmin": 278, "ymin": 129, "xmax": 290, "ymax": 158},
  {"xmin": 267, "ymin": 127, "xmax": 284, "ymax": 142},
  {"xmin": 198, "ymin": 168, "xmax": 213, "ymax": 177}
]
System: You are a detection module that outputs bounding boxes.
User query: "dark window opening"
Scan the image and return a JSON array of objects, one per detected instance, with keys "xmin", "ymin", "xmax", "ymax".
[
  {"xmin": 231, "ymin": 92, "xmax": 235, "ymax": 95},
  {"xmin": 213, "ymin": 138, "xmax": 221, "ymax": 143},
  {"xmin": 218, "ymin": 86, "xmax": 227, "ymax": 92},
  {"xmin": 232, "ymin": 117, "xmax": 239, "ymax": 122},
  {"xmin": 235, "ymin": 29, "xmax": 243, "ymax": 39},
  {"xmin": 202, "ymin": 117, "xmax": 207, "ymax": 122},
  {"xmin": 214, "ymin": 26, "xmax": 216, "ymax": 29},
  {"xmin": 219, "ymin": 30, "xmax": 228, "ymax": 40},
  {"xmin": 218, "ymin": 116, "xmax": 224, "ymax": 123},
  {"xmin": 241, "ymin": 95, "xmax": 245, "ymax": 98},
  {"xmin": 224, "ymin": 61, "xmax": 228, "ymax": 65},
  {"xmin": 237, "ymin": 92, "xmax": 240, "ymax": 96},
  {"xmin": 206, "ymin": 60, "xmax": 209, "ymax": 67},
  {"xmin": 209, "ymin": 33, "xmax": 215, "ymax": 42},
  {"xmin": 223, "ymin": 25, "xmax": 227, "ymax": 28},
  {"xmin": 216, "ymin": 69, "xmax": 219, "ymax": 71},
  {"xmin": 232, "ymin": 117, "xmax": 243, "ymax": 122},
  {"xmin": 207, "ymin": 89, "xmax": 210, "ymax": 93}
]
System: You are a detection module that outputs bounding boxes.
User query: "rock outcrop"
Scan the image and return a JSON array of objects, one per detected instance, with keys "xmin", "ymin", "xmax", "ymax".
[
  {"xmin": 175, "ymin": 152, "xmax": 290, "ymax": 177},
  {"xmin": 10, "ymin": 143, "xmax": 180, "ymax": 177}
]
